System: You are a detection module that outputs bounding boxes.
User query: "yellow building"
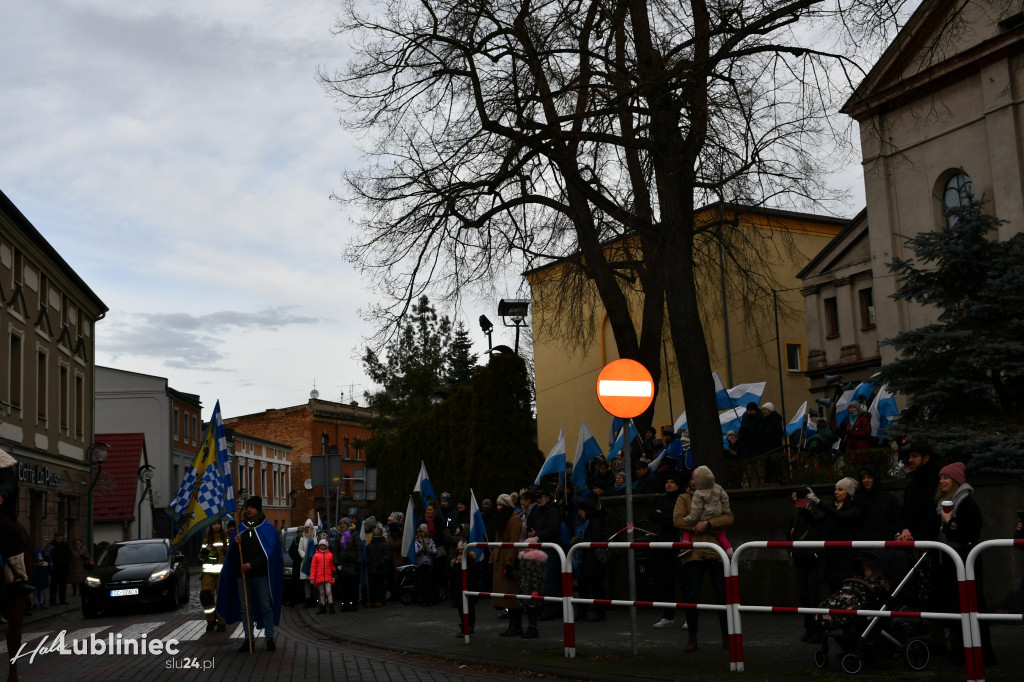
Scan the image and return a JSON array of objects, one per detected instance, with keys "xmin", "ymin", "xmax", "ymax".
[{"xmin": 526, "ymin": 204, "xmax": 845, "ymax": 457}]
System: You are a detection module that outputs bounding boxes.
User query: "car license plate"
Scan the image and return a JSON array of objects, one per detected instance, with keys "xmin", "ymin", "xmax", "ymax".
[{"xmin": 110, "ymin": 588, "xmax": 139, "ymax": 597}]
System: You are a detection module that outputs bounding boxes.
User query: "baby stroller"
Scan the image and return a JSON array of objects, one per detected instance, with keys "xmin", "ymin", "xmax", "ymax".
[
  {"xmin": 396, "ymin": 563, "xmax": 447, "ymax": 604},
  {"xmin": 813, "ymin": 549, "xmax": 931, "ymax": 674}
]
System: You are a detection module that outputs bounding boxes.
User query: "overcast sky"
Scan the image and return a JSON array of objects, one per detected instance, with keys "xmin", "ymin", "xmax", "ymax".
[
  {"xmin": 1, "ymin": 0, "xmax": 867, "ymax": 423},
  {"xmin": 0, "ymin": 0, "xmax": 513, "ymax": 420}
]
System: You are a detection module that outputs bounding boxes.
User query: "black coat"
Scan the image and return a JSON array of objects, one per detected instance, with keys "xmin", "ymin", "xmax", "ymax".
[
  {"xmin": 738, "ymin": 411, "xmax": 764, "ymax": 457},
  {"xmin": 574, "ymin": 509, "xmax": 608, "ymax": 578},
  {"xmin": 529, "ymin": 501, "xmax": 562, "ymax": 545},
  {"xmin": 633, "ymin": 472, "xmax": 662, "ymax": 495},
  {"xmin": 649, "ymin": 490, "xmax": 682, "ymax": 542},
  {"xmin": 759, "ymin": 411, "xmax": 785, "ymax": 453},
  {"xmin": 858, "ymin": 485, "xmax": 901, "ymax": 540},
  {"xmin": 811, "ymin": 497, "xmax": 865, "ymax": 584},
  {"xmin": 900, "ymin": 460, "xmax": 941, "ymax": 541}
]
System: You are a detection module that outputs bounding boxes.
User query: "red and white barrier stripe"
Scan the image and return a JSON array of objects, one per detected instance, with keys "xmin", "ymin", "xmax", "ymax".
[
  {"xmin": 731, "ymin": 540, "xmax": 974, "ymax": 678},
  {"xmin": 963, "ymin": 538, "xmax": 1024, "ymax": 682},
  {"xmin": 565, "ymin": 541, "xmax": 735, "ymax": 667}
]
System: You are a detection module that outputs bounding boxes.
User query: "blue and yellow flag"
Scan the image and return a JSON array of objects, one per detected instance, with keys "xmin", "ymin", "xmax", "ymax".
[{"xmin": 166, "ymin": 401, "xmax": 235, "ymax": 552}]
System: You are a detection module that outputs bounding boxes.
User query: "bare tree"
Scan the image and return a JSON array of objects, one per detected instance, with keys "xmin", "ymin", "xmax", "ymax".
[{"xmin": 321, "ymin": 0, "xmax": 919, "ymax": 475}]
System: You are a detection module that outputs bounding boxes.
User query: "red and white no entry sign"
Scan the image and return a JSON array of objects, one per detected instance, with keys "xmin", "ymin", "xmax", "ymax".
[{"xmin": 596, "ymin": 359, "xmax": 655, "ymax": 418}]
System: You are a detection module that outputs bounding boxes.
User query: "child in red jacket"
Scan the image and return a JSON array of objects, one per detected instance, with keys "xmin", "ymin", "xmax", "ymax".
[{"xmin": 310, "ymin": 538, "xmax": 336, "ymax": 614}]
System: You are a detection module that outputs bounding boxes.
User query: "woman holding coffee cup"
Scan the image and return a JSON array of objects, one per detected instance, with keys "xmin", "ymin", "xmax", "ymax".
[{"xmin": 932, "ymin": 461, "xmax": 995, "ymax": 664}]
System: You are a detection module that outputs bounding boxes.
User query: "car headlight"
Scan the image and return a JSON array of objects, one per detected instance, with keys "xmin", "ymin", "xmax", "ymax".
[
  {"xmin": 86, "ymin": 576, "xmax": 101, "ymax": 587},
  {"xmin": 149, "ymin": 567, "xmax": 172, "ymax": 583}
]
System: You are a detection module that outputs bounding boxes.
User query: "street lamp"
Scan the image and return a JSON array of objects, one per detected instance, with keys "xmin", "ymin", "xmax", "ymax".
[
  {"xmin": 137, "ymin": 464, "xmax": 155, "ymax": 539},
  {"xmin": 497, "ymin": 298, "xmax": 530, "ymax": 355},
  {"xmin": 479, "ymin": 315, "xmax": 494, "ymax": 354},
  {"xmin": 86, "ymin": 442, "xmax": 110, "ymax": 559}
]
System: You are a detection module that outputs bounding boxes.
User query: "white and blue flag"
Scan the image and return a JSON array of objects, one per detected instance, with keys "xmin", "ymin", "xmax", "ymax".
[
  {"xmin": 869, "ymin": 384, "xmax": 899, "ymax": 438},
  {"xmin": 413, "ymin": 460, "xmax": 437, "ymax": 510},
  {"xmin": 535, "ymin": 427, "xmax": 566, "ymax": 484},
  {"xmin": 570, "ymin": 421, "xmax": 604, "ymax": 491},
  {"xmin": 469, "ymin": 489, "xmax": 487, "ymax": 562},
  {"xmin": 608, "ymin": 420, "xmax": 641, "ymax": 456},
  {"xmin": 786, "ymin": 401, "xmax": 808, "ymax": 437},
  {"xmin": 401, "ymin": 496, "xmax": 418, "ymax": 565}
]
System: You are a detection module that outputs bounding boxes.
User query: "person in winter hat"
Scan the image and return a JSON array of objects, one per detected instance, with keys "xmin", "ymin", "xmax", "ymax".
[
  {"xmin": 679, "ymin": 466, "xmax": 734, "ymax": 558},
  {"xmin": 310, "ymin": 538, "xmax": 336, "ymax": 613}
]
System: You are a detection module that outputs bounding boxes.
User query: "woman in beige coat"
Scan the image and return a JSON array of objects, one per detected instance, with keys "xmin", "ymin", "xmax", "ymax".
[
  {"xmin": 490, "ymin": 494, "xmax": 524, "ymax": 636},
  {"xmin": 673, "ymin": 466, "xmax": 734, "ymax": 652}
]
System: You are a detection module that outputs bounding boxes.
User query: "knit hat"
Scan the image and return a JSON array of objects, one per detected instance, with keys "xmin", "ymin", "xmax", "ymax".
[
  {"xmin": 440, "ymin": 492, "xmax": 452, "ymax": 500},
  {"xmin": 338, "ymin": 517, "xmax": 351, "ymax": 527},
  {"xmin": 317, "ymin": 538, "xmax": 328, "ymax": 548},
  {"xmin": 481, "ymin": 499, "xmax": 492, "ymax": 508},
  {"xmin": 692, "ymin": 465, "xmax": 715, "ymax": 490},
  {"xmin": 245, "ymin": 495, "xmax": 263, "ymax": 512},
  {"xmin": 419, "ymin": 523, "xmax": 429, "ymax": 533},
  {"xmin": 304, "ymin": 519, "xmax": 314, "ymax": 528},
  {"xmin": 363, "ymin": 516, "xmax": 377, "ymax": 530},
  {"xmin": 835, "ymin": 477, "xmax": 858, "ymax": 497},
  {"xmin": 939, "ymin": 461, "xmax": 966, "ymax": 485},
  {"xmin": 761, "ymin": 402, "xmax": 775, "ymax": 412},
  {"xmin": 496, "ymin": 493, "xmax": 514, "ymax": 508},
  {"xmin": 746, "ymin": 402, "xmax": 759, "ymax": 411}
]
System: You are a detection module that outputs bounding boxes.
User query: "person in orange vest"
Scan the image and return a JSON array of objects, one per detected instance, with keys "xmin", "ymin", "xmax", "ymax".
[{"xmin": 199, "ymin": 519, "xmax": 228, "ymax": 631}]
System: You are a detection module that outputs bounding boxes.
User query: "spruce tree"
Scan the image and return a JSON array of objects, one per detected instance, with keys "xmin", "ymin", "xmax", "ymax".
[
  {"xmin": 362, "ymin": 295, "xmax": 452, "ymax": 430},
  {"xmin": 879, "ymin": 200, "xmax": 1024, "ymax": 473},
  {"xmin": 444, "ymin": 322, "xmax": 478, "ymax": 392}
]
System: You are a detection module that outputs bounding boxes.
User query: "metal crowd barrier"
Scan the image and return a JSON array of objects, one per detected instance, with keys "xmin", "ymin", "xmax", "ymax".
[
  {"xmin": 731, "ymin": 540, "xmax": 977, "ymax": 679},
  {"xmin": 457, "ymin": 538, "xmax": 998, "ymax": 679},
  {"xmin": 459, "ymin": 542, "xmax": 568, "ymax": 651},
  {"xmin": 963, "ymin": 538, "xmax": 1024, "ymax": 682},
  {"xmin": 461, "ymin": 540, "xmax": 733, "ymax": 664}
]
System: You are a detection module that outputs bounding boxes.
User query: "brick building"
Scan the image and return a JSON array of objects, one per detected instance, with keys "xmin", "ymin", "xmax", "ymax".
[
  {"xmin": 224, "ymin": 397, "xmax": 376, "ymax": 527},
  {"xmin": 226, "ymin": 428, "xmax": 292, "ymax": 529}
]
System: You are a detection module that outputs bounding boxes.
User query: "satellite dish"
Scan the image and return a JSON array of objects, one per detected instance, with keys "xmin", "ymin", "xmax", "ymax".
[{"xmin": 304, "ymin": 479, "xmax": 313, "ymax": 490}]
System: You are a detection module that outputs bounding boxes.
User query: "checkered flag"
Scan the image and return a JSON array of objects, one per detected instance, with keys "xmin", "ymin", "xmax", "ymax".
[
  {"xmin": 167, "ymin": 466, "xmax": 198, "ymax": 521},
  {"xmin": 196, "ymin": 465, "xmax": 225, "ymax": 516},
  {"xmin": 166, "ymin": 401, "xmax": 235, "ymax": 552}
]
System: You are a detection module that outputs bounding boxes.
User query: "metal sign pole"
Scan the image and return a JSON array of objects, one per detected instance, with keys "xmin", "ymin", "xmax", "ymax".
[{"xmin": 623, "ymin": 422, "xmax": 638, "ymax": 656}]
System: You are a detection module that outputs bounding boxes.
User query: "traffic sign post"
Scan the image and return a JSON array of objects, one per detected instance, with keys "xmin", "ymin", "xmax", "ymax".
[{"xmin": 596, "ymin": 358, "xmax": 655, "ymax": 656}]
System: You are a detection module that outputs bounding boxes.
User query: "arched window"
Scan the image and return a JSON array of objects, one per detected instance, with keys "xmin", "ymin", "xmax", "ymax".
[{"xmin": 942, "ymin": 173, "xmax": 974, "ymax": 225}]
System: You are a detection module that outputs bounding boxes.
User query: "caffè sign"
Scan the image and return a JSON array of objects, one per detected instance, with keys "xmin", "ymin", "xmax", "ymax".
[{"xmin": 18, "ymin": 463, "xmax": 62, "ymax": 488}]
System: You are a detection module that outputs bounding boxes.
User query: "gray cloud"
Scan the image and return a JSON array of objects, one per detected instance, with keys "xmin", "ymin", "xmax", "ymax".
[{"xmin": 102, "ymin": 306, "xmax": 324, "ymax": 369}]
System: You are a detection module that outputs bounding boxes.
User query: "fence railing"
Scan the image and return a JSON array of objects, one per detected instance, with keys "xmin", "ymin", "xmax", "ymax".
[{"xmin": 457, "ymin": 538, "xmax": 996, "ymax": 680}]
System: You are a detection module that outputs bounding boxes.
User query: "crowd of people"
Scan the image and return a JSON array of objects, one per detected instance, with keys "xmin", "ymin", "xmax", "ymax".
[
  {"xmin": 788, "ymin": 441, "xmax": 1008, "ymax": 666},
  {"xmin": 24, "ymin": 531, "xmax": 92, "ymax": 611},
  {"xmin": 262, "ymin": 433, "xmax": 1019, "ymax": 666}
]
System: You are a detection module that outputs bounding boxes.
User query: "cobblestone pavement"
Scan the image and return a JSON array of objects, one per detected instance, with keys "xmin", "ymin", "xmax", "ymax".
[{"xmin": 5, "ymin": 579, "xmax": 1022, "ymax": 681}]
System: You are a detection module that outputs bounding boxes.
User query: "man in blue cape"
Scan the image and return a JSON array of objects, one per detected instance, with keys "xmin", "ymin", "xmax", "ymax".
[{"xmin": 217, "ymin": 495, "xmax": 284, "ymax": 652}]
